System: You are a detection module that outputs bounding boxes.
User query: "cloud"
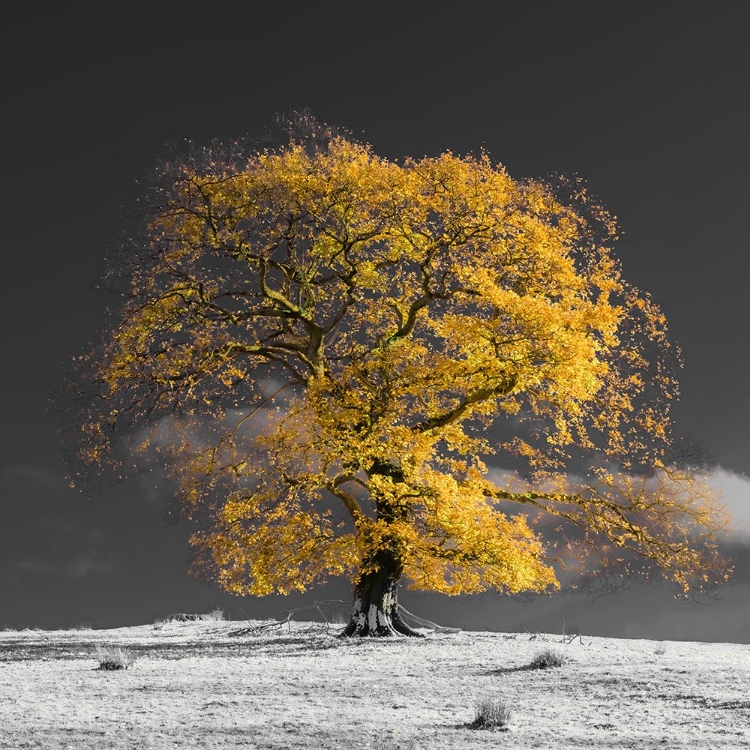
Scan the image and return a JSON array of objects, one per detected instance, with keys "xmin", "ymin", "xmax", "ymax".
[
  {"xmin": 486, "ymin": 462, "xmax": 750, "ymax": 539},
  {"xmin": 1, "ymin": 554, "xmax": 116, "ymax": 582},
  {"xmin": 65, "ymin": 555, "xmax": 115, "ymax": 579},
  {"xmin": 708, "ymin": 466, "xmax": 750, "ymax": 538},
  {"xmin": 0, "ymin": 559, "xmax": 54, "ymax": 584},
  {"xmin": 2, "ymin": 464, "xmax": 66, "ymax": 491}
]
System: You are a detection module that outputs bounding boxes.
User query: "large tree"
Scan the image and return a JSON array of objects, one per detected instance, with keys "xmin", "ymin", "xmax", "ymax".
[{"xmin": 70, "ymin": 116, "xmax": 731, "ymax": 636}]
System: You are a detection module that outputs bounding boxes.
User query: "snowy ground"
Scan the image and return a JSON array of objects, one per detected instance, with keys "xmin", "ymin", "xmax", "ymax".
[{"xmin": 1, "ymin": 618, "xmax": 748, "ymax": 749}]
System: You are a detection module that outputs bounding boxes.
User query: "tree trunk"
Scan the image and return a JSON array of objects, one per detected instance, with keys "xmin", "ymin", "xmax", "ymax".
[
  {"xmin": 340, "ymin": 457, "xmax": 423, "ymax": 637},
  {"xmin": 340, "ymin": 564, "xmax": 422, "ymax": 637}
]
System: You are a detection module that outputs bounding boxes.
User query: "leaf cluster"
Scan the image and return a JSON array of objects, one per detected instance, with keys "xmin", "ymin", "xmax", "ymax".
[{"xmin": 68, "ymin": 115, "xmax": 732, "ymax": 600}]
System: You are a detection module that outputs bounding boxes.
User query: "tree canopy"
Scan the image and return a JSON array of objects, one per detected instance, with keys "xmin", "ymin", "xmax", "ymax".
[{"xmin": 70, "ymin": 116, "xmax": 731, "ymax": 635}]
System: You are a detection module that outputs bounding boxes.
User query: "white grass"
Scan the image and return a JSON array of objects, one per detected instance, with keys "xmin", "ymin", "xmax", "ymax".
[
  {"xmin": 529, "ymin": 647, "xmax": 566, "ymax": 669},
  {"xmin": 95, "ymin": 644, "xmax": 134, "ymax": 670},
  {"xmin": 469, "ymin": 694, "xmax": 513, "ymax": 730},
  {"xmin": 0, "ymin": 619, "xmax": 748, "ymax": 749},
  {"xmin": 155, "ymin": 608, "xmax": 226, "ymax": 625},
  {"xmin": 200, "ymin": 607, "xmax": 226, "ymax": 622},
  {"xmin": 370, "ymin": 739, "xmax": 421, "ymax": 750}
]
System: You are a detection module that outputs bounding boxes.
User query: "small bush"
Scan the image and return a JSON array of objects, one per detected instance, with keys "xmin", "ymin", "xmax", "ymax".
[
  {"xmin": 469, "ymin": 695, "xmax": 512, "ymax": 730},
  {"xmin": 530, "ymin": 648, "xmax": 566, "ymax": 669},
  {"xmin": 200, "ymin": 607, "xmax": 226, "ymax": 621},
  {"xmin": 371, "ymin": 739, "xmax": 419, "ymax": 749},
  {"xmin": 160, "ymin": 609, "xmax": 226, "ymax": 623},
  {"xmin": 96, "ymin": 645, "xmax": 134, "ymax": 670}
]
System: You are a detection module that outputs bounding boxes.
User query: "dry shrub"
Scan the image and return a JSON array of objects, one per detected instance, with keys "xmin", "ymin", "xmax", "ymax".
[
  {"xmin": 371, "ymin": 739, "xmax": 419, "ymax": 749},
  {"xmin": 469, "ymin": 695, "xmax": 513, "ymax": 730},
  {"xmin": 96, "ymin": 645, "xmax": 134, "ymax": 670},
  {"xmin": 530, "ymin": 648, "xmax": 566, "ymax": 669},
  {"xmin": 200, "ymin": 608, "xmax": 226, "ymax": 621}
]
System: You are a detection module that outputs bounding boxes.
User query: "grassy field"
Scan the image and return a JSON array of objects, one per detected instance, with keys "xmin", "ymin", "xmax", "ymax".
[{"xmin": 1, "ymin": 618, "xmax": 748, "ymax": 749}]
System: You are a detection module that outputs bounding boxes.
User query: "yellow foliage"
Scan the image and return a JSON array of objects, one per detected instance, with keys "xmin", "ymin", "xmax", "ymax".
[{"xmin": 78, "ymin": 118, "xmax": 731, "ymax": 602}]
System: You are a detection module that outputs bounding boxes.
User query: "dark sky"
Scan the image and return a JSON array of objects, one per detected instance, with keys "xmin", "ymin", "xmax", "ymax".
[{"xmin": 1, "ymin": 4, "xmax": 748, "ymax": 640}]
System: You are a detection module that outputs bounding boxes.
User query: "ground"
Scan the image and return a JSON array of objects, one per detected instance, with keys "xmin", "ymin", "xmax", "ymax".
[{"xmin": 0, "ymin": 618, "xmax": 748, "ymax": 749}]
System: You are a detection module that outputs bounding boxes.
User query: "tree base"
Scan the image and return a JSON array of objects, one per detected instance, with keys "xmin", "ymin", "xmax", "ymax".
[
  {"xmin": 341, "ymin": 553, "xmax": 424, "ymax": 637},
  {"xmin": 339, "ymin": 601, "xmax": 424, "ymax": 638}
]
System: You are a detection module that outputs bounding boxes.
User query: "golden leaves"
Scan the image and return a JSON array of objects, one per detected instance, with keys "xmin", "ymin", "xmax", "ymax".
[{"xmin": 80, "ymin": 120, "xmax": 730, "ymax": 601}]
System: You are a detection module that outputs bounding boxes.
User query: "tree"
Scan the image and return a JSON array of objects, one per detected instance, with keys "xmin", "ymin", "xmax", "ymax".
[{"xmin": 69, "ymin": 115, "xmax": 732, "ymax": 636}]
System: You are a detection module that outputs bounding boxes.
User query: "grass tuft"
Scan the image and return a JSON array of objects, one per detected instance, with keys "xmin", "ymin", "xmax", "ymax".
[
  {"xmin": 468, "ymin": 694, "xmax": 513, "ymax": 730},
  {"xmin": 529, "ymin": 648, "xmax": 566, "ymax": 669},
  {"xmin": 370, "ymin": 739, "xmax": 420, "ymax": 749},
  {"xmin": 158, "ymin": 608, "xmax": 226, "ymax": 624},
  {"xmin": 95, "ymin": 645, "xmax": 134, "ymax": 670},
  {"xmin": 200, "ymin": 607, "xmax": 226, "ymax": 621}
]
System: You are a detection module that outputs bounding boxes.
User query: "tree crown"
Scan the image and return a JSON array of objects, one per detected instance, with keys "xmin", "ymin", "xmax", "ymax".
[{"xmin": 69, "ymin": 117, "xmax": 731, "ymax": 601}]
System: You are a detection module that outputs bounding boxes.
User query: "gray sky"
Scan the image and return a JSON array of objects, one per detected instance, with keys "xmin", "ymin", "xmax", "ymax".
[{"xmin": 1, "ymin": 3, "xmax": 748, "ymax": 639}]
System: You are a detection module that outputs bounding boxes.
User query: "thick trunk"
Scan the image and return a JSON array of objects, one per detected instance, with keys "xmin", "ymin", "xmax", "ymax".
[
  {"xmin": 340, "ymin": 565, "xmax": 422, "ymax": 637},
  {"xmin": 340, "ymin": 458, "xmax": 422, "ymax": 637}
]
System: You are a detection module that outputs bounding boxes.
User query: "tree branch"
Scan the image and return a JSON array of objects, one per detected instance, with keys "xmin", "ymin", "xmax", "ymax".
[{"xmin": 413, "ymin": 378, "xmax": 517, "ymax": 433}]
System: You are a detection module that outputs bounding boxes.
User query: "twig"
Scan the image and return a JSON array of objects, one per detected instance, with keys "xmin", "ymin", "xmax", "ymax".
[
  {"xmin": 397, "ymin": 606, "xmax": 462, "ymax": 634},
  {"xmin": 559, "ymin": 609, "xmax": 587, "ymax": 645},
  {"xmin": 228, "ymin": 600, "xmax": 351, "ymax": 637},
  {"xmin": 227, "ymin": 600, "xmax": 461, "ymax": 637}
]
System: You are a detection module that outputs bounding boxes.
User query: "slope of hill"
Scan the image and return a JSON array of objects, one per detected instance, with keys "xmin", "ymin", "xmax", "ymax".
[{"xmin": 1, "ymin": 619, "xmax": 748, "ymax": 749}]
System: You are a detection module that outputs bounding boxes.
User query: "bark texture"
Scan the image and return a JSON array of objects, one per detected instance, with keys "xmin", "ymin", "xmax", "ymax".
[
  {"xmin": 340, "ymin": 458, "xmax": 422, "ymax": 637},
  {"xmin": 340, "ymin": 565, "xmax": 421, "ymax": 637}
]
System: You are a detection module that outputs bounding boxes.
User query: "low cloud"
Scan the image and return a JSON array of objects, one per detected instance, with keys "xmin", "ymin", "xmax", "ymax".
[
  {"xmin": 486, "ymin": 462, "xmax": 750, "ymax": 539},
  {"xmin": 2, "ymin": 464, "xmax": 66, "ymax": 491},
  {"xmin": 65, "ymin": 555, "xmax": 115, "ymax": 579},
  {"xmin": 1, "ymin": 554, "xmax": 116, "ymax": 582},
  {"xmin": 708, "ymin": 466, "xmax": 750, "ymax": 538}
]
